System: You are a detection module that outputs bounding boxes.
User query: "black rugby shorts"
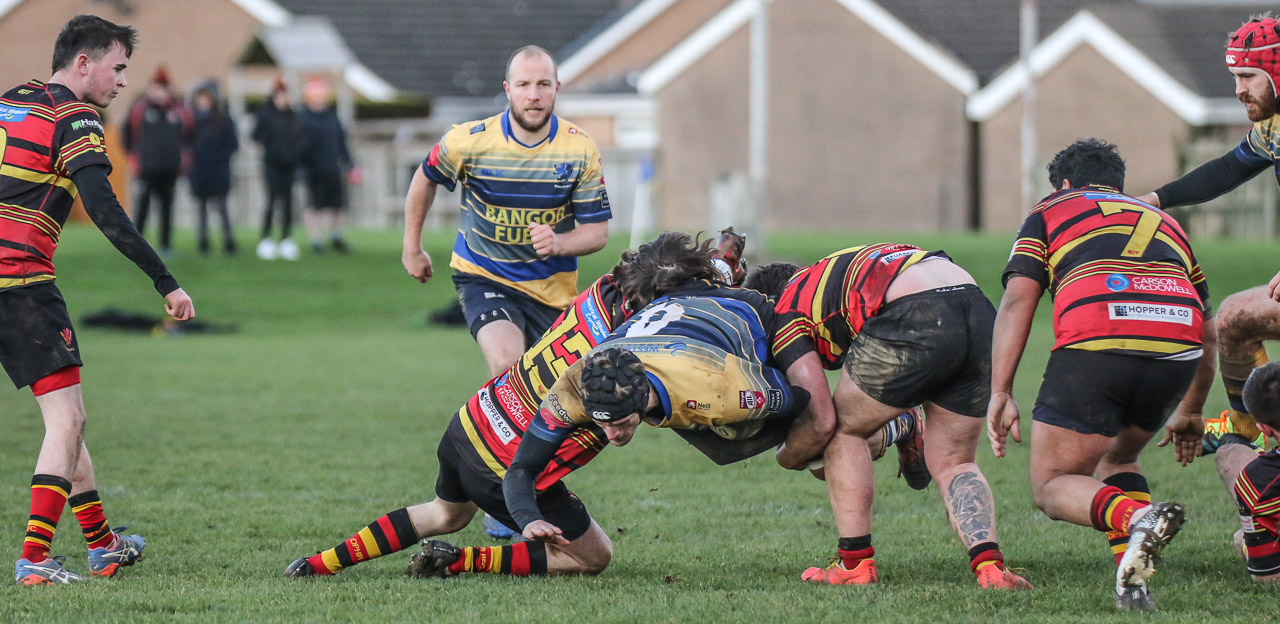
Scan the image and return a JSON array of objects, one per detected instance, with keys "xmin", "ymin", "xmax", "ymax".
[
  {"xmin": 0, "ymin": 282, "xmax": 82, "ymax": 389},
  {"xmin": 1032, "ymin": 349, "xmax": 1198, "ymax": 437}
]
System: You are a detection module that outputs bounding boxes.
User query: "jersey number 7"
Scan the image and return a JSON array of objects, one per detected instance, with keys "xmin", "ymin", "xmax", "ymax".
[{"xmin": 1099, "ymin": 201, "xmax": 1160, "ymax": 258}]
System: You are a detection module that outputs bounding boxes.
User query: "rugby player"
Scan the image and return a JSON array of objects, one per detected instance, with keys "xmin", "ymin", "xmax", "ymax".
[
  {"xmin": 2, "ymin": 16, "xmax": 195, "ymax": 584},
  {"xmin": 990, "ymin": 139, "xmax": 1214, "ymax": 611},
  {"xmin": 401, "ymin": 45, "xmax": 613, "ymax": 539},
  {"xmin": 286, "ymin": 234, "xmax": 918, "ymax": 579},
  {"xmin": 771, "ymin": 245, "xmax": 1030, "ymax": 589},
  {"xmin": 1212, "ymin": 361, "xmax": 1280, "ymax": 583},
  {"xmin": 1136, "ymin": 16, "xmax": 1280, "ymax": 447},
  {"xmin": 401, "ymin": 45, "xmax": 610, "ymax": 379}
]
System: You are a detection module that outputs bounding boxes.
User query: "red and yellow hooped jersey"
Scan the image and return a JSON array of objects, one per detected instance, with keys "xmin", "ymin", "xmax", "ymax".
[
  {"xmin": 772, "ymin": 243, "xmax": 942, "ymax": 369},
  {"xmin": 0, "ymin": 81, "xmax": 111, "ymax": 290},
  {"xmin": 447, "ymin": 275, "xmax": 626, "ymax": 490},
  {"xmin": 1235, "ymin": 449, "xmax": 1280, "ymax": 578},
  {"xmin": 1004, "ymin": 186, "xmax": 1209, "ymax": 360}
]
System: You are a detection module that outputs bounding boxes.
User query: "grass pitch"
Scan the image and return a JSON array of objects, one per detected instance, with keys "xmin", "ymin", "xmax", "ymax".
[{"xmin": 0, "ymin": 226, "xmax": 1274, "ymax": 622}]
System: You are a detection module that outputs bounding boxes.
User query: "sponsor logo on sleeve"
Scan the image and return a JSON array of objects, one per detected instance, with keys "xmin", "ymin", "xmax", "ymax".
[
  {"xmin": 1107, "ymin": 302, "xmax": 1194, "ymax": 325},
  {"xmin": 0, "ymin": 104, "xmax": 29, "ymax": 122},
  {"xmin": 580, "ymin": 299, "xmax": 609, "ymax": 342},
  {"xmin": 1241, "ymin": 514, "xmax": 1256, "ymax": 532},
  {"xmin": 684, "ymin": 399, "xmax": 711, "ymax": 410},
  {"xmin": 878, "ymin": 249, "xmax": 916, "ymax": 264},
  {"xmin": 547, "ymin": 394, "xmax": 571, "ymax": 423},
  {"xmin": 71, "ymin": 118, "xmax": 103, "ymax": 132},
  {"xmin": 470, "ymin": 123, "xmax": 486, "ymax": 134},
  {"xmin": 766, "ymin": 388, "xmax": 784, "ymax": 411},
  {"xmin": 477, "ymin": 387, "xmax": 516, "ymax": 443},
  {"xmin": 739, "ymin": 390, "xmax": 766, "ymax": 409}
]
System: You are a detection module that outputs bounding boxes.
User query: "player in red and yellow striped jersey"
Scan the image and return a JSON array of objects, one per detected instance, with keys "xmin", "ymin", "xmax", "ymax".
[
  {"xmin": 770, "ymin": 243, "xmax": 1029, "ymax": 589},
  {"xmin": 4, "ymin": 16, "xmax": 194, "ymax": 586},
  {"xmin": 1209, "ymin": 362, "xmax": 1280, "ymax": 583},
  {"xmin": 989, "ymin": 139, "xmax": 1215, "ymax": 611}
]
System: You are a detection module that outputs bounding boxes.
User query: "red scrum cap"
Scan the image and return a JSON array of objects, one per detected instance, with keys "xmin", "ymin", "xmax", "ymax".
[{"xmin": 1226, "ymin": 17, "xmax": 1280, "ymax": 92}]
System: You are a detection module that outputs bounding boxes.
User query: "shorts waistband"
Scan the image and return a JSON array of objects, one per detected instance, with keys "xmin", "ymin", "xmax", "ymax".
[{"xmin": 885, "ymin": 283, "xmax": 982, "ymax": 307}]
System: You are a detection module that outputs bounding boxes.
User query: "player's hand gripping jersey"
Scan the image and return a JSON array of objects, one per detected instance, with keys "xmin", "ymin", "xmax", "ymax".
[
  {"xmin": 1004, "ymin": 185, "xmax": 1209, "ymax": 359},
  {"xmin": 445, "ymin": 274, "xmax": 627, "ymax": 491},
  {"xmin": 772, "ymin": 243, "xmax": 947, "ymax": 369},
  {"xmin": 0, "ymin": 81, "xmax": 111, "ymax": 289},
  {"xmin": 1234, "ymin": 449, "xmax": 1280, "ymax": 578},
  {"xmin": 422, "ymin": 111, "xmax": 610, "ymax": 310}
]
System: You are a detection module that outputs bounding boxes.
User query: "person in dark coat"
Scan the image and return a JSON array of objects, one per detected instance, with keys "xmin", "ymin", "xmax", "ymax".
[
  {"xmin": 299, "ymin": 78, "xmax": 358, "ymax": 255},
  {"xmin": 188, "ymin": 79, "xmax": 238, "ymax": 255},
  {"xmin": 121, "ymin": 66, "xmax": 191, "ymax": 254},
  {"xmin": 252, "ymin": 78, "xmax": 302, "ymax": 260}
]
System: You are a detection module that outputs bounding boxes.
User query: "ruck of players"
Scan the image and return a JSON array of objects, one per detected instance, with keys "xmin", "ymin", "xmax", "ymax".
[{"xmin": 3, "ymin": 9, "xmax": 1279, "ymax": 619}]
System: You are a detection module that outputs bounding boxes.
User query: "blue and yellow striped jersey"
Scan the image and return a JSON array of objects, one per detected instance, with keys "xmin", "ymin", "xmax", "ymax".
[
  {"xmin": 423, "ymin": 110, "xmax": 610, "ymax": 309},
  {"xmin": 1238, "ymin": 114, "xmax": 1280, "ymax": 184}
]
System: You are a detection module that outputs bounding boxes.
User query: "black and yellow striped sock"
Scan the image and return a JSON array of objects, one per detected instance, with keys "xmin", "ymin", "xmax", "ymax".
[{"xmin": 1221, "ymin": 346, "xmax": 1268, "ymax": 440}]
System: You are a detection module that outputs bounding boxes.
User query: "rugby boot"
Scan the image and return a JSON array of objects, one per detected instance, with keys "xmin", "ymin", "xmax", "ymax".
[
  {"xmin": 896, "ymin": 407, "xmax": 930, "ymax": 490},
  {"xmin": 975, "ymin": 563, "xmax": 1032, "ymax": 590},
  {"xmin": 283, "ymin": 557, "xmax": 315, "ymax": 578},
  {"xmin": 800, "ymin": 557, "xmax": 877, "ymax": 585},
  {"xmin": 15, "ymin": 556, "xmax": 85, "ymax": 585},
  {"xmin": 405, "ymin": 539, "xmax": 461, "ymax": 578},
  {"xmin": 483, "ymin": 513, "xmax": 516, "ymax": 540},
  {"xmin": 1115, "ymin": 502, "xmax": 1185, "ymax": 612},
  {"xmin": 1203, "ymin": 410, "xmax": 1267, "ymax": 454},
  {"xmin": 87, "ymin": 530, "xmax": 145, "ymax": 577}
]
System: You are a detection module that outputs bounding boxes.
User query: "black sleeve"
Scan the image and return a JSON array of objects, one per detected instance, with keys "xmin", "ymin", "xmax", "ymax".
[
  {"xmin": 1155, "ymin": 150, "xmax": 1269, "ymax": 208},
  {"xmin": 501, "ymin": 432, "xmax": 562, "ymax": 530},
  {"xmin": 71, "ymin": 165, "xmax": 179, "ymax": 296}
]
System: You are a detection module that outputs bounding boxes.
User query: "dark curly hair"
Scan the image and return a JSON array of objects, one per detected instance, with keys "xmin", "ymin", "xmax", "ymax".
[
  {"xmin": 611, "ymin": 231, "xmax": 718, "ymax": 312},
  {"xmin": 1244, "ymin": 362, "xmax": 1280, "ymax": 428},
  {"xmin": 1047, "ymin": 138, "xmax": 1125, "ymax": 191},
  {"xmin": 744, "ymin": 262, "xmax": 801, "ymax": 299}
]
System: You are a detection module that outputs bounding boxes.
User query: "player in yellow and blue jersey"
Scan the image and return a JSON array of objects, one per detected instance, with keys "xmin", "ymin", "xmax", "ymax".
[{"xmin": 402, "ymin": 45, "xmax": 610, "ymax": 381}]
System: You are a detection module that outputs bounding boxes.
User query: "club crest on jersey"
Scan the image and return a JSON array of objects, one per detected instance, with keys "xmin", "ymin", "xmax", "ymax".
[
  {"xmin": 740, "ymin": 390, "xmax": 766, "ymax": 409},
  {"xmin": 1105, "ymin": 274, "xmax": 1131, "ymax": 292},
  {"xmin": 555, "ymin": 162, "xmax": 574, "ymax": 182},
  {"xmin": 60, "ymin": 328, "xmax": 74, "ymax": 348},
  {"xmin": 470, "ymin": 123, "xmax": 485, "ymax": 134}
]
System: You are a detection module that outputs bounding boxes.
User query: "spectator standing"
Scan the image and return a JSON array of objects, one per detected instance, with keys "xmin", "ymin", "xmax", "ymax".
[
  {"xmin": 252, "ymin": 78, "xmax": 301, "ymax": 260},
  {"xmin": 188, "ymin": 79, "xmax": 238, "ymax": 255},
  {"xmin": 122, "ymin": 66, "xmax": 190, "ymax": 255},
  {"xmin": 298, "ymin": 78, "xmax": 357, "ymax": 255}
]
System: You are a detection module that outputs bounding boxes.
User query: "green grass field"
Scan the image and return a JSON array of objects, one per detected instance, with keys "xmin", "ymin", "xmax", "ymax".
[{"xmin": 1, "ymin": 226, "xmax": 1274, "ymax": 622}]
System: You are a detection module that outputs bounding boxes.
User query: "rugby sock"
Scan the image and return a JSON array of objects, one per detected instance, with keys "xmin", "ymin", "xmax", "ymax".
[
  {"xmin": 22, "ymin": 475, "xmax": 71, "ymax": 563},
  {"xmin": 883, "ymin": 412, "xmax": 916, "ymax": 447},
  {"xmin": 306, "ymin": 508, "xmax": 419, "ymax": 575},
  {"xmin": 1089, "ymin": 486, "xmax": 1148, "ymax": 534},
  {"xmin": 1221, "ymin": 346, "xmax": 1268, "ymax": 441},
  {"xmin": 837, "ymin": 535, "xmax": 874, "ymax": 570},
  {"xmin": 1101, "ymin": 473, "xmax": 1150, "ymax": 564},
  {"xmin": 968, "ymin": 542, "xmax": 1006, "ymax": 575},
  {"xmin": 67, "ymin": 490, "xmax": 114, "ymax": 550},
  {"xmin": 447, "ymin": 541, "xmax": 548, "ymax": 576}
]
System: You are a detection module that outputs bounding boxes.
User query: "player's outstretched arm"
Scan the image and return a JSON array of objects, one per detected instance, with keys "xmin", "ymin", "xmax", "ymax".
[
  {"xmin": 529, "ymin": 220, "xmax": 608, "ymax": 257},
  {"xmin": 401, "ymin": 166, "xmax": 436, "ymax": 282},
  {"xmin": 775, "ymin": 352, "xmax": 836, "ymax": 470},
  {"xmin": 1157, "ymin": 316, "xmax": 1214, "ymax": 465},
  {"xmin": 164, "ymin": 288, "xmax": 194, "ymax": 321},
  {"xmin": 987, "ymin": 276, "xmax": 1041, "ymax": 457},
  {"xmin": 71, "ymin": 164, "xmax": 187, "ymax": 313},
  {"xmin": 502, "ymin": 418, "xmax": 567, "ymax": 543}
]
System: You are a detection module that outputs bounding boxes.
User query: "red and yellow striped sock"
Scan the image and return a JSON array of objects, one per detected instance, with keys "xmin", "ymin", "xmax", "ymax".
[
  {"xmin": 1102, "ymin": 473, "xmax": 1150, "ymax": 564},
  {"xmin": 306, "ymin": 508, "xmax": 420, "ymax": 575},
  {"xmin": 68, "ymin": 490, "xmax": 114, "ymax": 550},
  {"xmin": 969, "ymin": 542, "xmax": 1006, "ymax": 576},
  {"xmin": 446, "ymin": 541, "xmax": 548, "ymax": 576},
  {"xmin": 22, "ymin": 475, "xmax": 71, "ymax": 563},
  {"xmin": 1090, "ymin": 485, "xmax": 1148, "ymax": 534}
]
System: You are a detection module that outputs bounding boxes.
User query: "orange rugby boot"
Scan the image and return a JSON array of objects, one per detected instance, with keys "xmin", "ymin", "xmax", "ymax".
[
  {"xmin": 976, "ymin": 562, "xmax": 1033, "ymax": 590},
  {"xmin": 801, "ymin": 557, "xmax": 877, "ymax": 585}
]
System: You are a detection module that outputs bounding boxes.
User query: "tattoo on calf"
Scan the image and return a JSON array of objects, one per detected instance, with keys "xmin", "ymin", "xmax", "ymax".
[{"xmin": 945, "ymin": 471, "xmax": 995, "ymax": 547}]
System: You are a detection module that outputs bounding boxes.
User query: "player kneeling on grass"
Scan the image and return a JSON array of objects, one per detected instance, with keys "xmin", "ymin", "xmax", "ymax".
[
  {"xmin": 987, "ymin": 139, "xmax": 1215, "ymax": 611},
  {"xmin": 1213, "ymin": 362, "xmax": 1280, "ymax": 583}
]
